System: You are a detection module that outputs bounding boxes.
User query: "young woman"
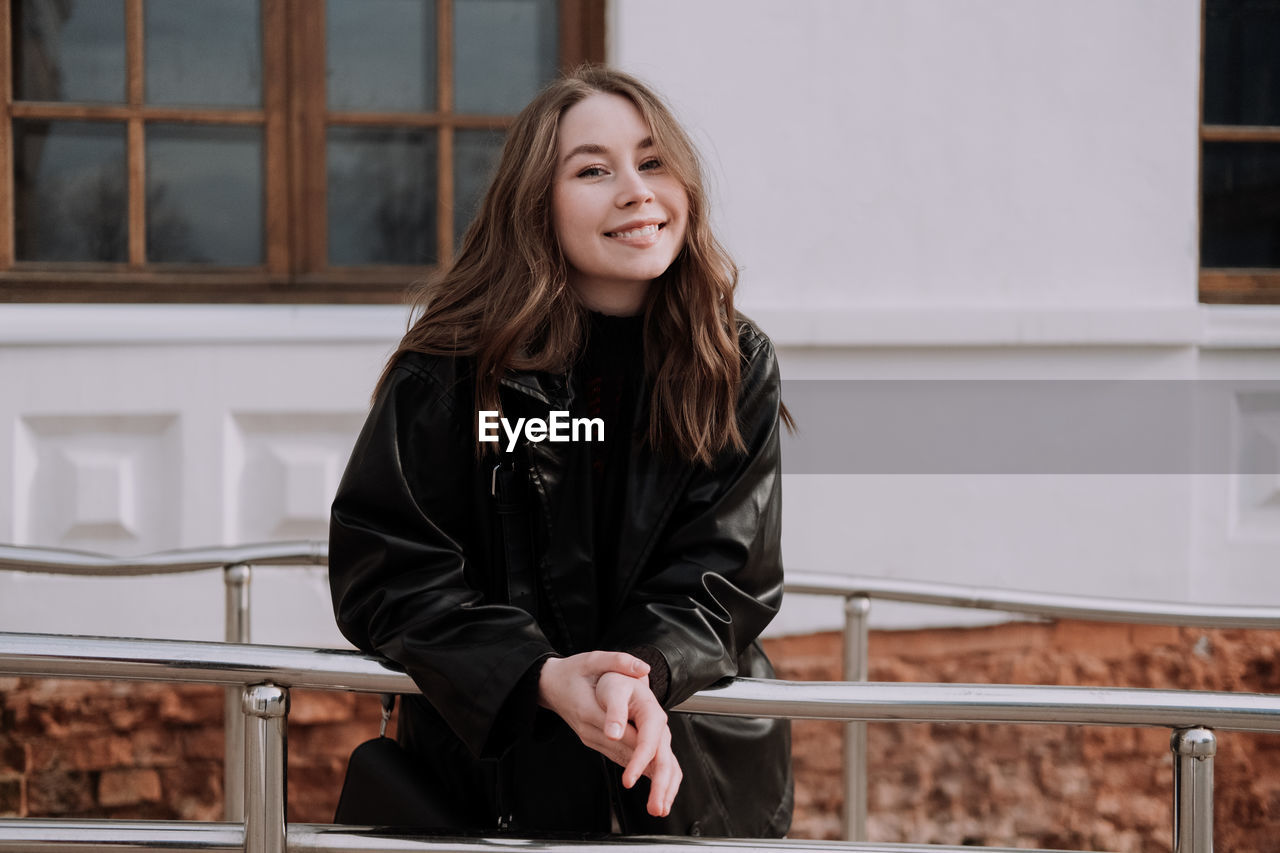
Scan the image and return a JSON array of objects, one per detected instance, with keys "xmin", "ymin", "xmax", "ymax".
[{"xmin": 329, "ymin": 65, "xmax": 792, "ymax": 837}]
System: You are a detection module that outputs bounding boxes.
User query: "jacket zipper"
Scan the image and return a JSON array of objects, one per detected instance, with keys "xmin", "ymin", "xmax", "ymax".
[
  {"xmin": 494, "ymin": 758, "xmax": 513, "ymax": 830},
  {"xmin": 601, "ymin": 755, "xmax": 628, "ymax": 834}
]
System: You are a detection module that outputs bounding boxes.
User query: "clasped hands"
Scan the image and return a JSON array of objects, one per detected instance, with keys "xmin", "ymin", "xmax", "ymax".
[{"xmin": 537, "ymin": 651, "xmax": 682, "ymax": 817}]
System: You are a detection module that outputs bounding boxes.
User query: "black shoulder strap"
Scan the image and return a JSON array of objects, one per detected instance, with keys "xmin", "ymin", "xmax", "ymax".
[
  {"xmin": 379, "ymin": 693, "xmax": 395, "ymax": 737},
  {"xmin": 492, "ymin": 459, "xmax": 538, "ymax": 618}
]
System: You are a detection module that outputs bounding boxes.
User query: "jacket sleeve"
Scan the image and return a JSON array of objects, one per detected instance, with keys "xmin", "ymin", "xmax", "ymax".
[
  {"xmin": 328, "ymin": 360, "xmax": 557, "ymax": 757},
  {"xmin": 600, "ymin": 331, "xmax": 785, "ymax": 707}
]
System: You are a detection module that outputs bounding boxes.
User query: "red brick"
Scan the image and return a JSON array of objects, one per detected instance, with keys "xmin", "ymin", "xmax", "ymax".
[
  {"xmin": 158, "ymin": 764, "xmax": 222, "ymax": 821},
  {"xmin": 179, "ymin": 727, "xmax": 226, "ymax": 762},
  {"xmin": 157, "ymin": 688, "xmax": 223, "ymax": 725},
  {"xmin": 1051, "ymin": 620, "xmax": 1131, "ymax": 660},
  {"xmin": 0, "ymin": 775, "xmax": 25, "ymax": 816},
  {"xmin": 0, "ymin": 735, "xmax": 30, "ymax": 773},
  {"xmin": 289, "ymin": 690, "xmax": 357, "ymax": 725},
  {"xmin": 26, "ymin": 770, "xmax": 94, "ymax": 815},
  {"xmin": 25, "ymin": 680, "xmax": 108, "ymax": 702},
  {"xmin": 288, "ymin": 766, "xmax": 347, "ymax": 823},
  {"xmin": 98, "ymin": 768, "xmax": 162, "ymax": 807},
  {"xmin": 129, "ymin": 727, "xmax": 183, "ymax": 768},
  {"xmin": 873, "ymin": 621, "xmax": 1053, "ymax": 660},
  {"xmin": 29, "ymin": 735, "xmax": 133, "ymax": 772},
  {"xmin": 1128, "ymin": 624, "xmax": 1184, "ymax": 649},
  {"xmin": 108, "ymin": 708, "xmax": 149, "ymax": 731}
]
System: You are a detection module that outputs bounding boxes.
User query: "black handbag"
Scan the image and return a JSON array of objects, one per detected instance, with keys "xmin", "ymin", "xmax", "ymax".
[{"xmin": 333, "ymin": 694, "xmax": 465, "ymax": 828}]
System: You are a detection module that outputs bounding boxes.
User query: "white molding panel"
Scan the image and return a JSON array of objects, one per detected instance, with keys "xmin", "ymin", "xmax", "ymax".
[
  {"xmin": 13, "ymin": 414, "xmax": 181, "ymax": 552},
  {"xmin": 224, "ymin": 412, "xmax": 366, "ymax": 543},
  {"xmin": 1, "ymin": 327, "xmax": 1278, "ymax": 640},
  {"xmin": 1232, "ymin": 392, "xmax": 1280, "ymax": 540}
]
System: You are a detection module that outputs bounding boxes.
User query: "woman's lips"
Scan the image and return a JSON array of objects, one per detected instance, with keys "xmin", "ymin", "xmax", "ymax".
[{"xmin": 605, "ymin": 222, "xmax": 664, "ymax": 246}]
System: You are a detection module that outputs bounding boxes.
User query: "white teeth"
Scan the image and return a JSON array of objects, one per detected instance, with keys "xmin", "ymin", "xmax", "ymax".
[{"xmin": 607, "ymin": 223, "xmax": 660, "ymax": 239}]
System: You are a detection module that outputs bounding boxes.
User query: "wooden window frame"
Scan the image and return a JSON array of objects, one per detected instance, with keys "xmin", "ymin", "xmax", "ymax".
[
  {"xmin": 1198, "ymin": 0, "xmax": 1280, "ymax": 304},
  {"xmin": 0, "ymin": 0, "xmax": 605, "ymax": 304}
]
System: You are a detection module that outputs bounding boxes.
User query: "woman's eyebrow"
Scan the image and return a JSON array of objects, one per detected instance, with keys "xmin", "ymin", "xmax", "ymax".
[
  {"xmin": 562, "ymin": 143, "xmax": 608, "ymax": 164},
  {"xmin": 561, "ymin": 136, "xmax": 655, "ymax": 166}
]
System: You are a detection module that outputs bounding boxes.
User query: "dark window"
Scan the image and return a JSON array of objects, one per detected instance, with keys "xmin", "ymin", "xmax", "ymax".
[
  {"xmin": 1, "ymin": 0, "xmax": 605, "ymax": 303},
  {"xmin": 1201, "ymin": 0, "xmax": 1280, "ymax": 303}
]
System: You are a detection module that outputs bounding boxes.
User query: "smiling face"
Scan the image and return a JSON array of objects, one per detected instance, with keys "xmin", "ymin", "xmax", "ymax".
[{"xmin": 551, "ymin": 92, "xmax": 690, "ymax": 316}]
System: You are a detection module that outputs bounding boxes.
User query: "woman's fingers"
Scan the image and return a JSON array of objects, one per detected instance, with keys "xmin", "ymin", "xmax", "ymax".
[
  {"xmin": 596, "ymin": 671, "xmax": 663, "ymax": 783},
  {"xmin": 641, "ymin": 725, "xmax": 680, "ymax": 817},
  {"xmin": 596, "ymin": 672, "xmax": 632, "ymax": 741},
  {"xmin": 539, "ymin": 650, "xmax": 682, "ymax": 816},
  {"xmin": 658, "ymin": 728, "xmax": 682, "ymax": 816},
  {"xmin": 581, "ymin": 716, "xmax": 677, "ymax": 818},
  {"xmin": 621, "ymin": 691, "xmax": 665, "ymax": 788},
  {"xmin": 589, "ymin": 650, "xmax": 651, "ymax": 678}
]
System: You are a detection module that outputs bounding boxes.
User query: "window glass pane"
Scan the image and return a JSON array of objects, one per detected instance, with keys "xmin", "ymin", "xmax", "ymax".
[
  {"xmin": 328, "ymin": 128, "xmax": 437, "ymax": 265},
  {"xmin": 146, "ymin": 124, "xmax": 264, "ymax": 264},
  {"xmin": 145, "ymin": 0, "xmax": 262, "ymax": 107},
  {"xmin": 1202, "ymin": 142, "xmax": 1280, "ymax": 268},
  {"xmin": 327, "ymin": 0, "xmax": 436, "ymax": 112},
  {"xmin": 454, "ymin": 0, "xmax": 557, "ymax": 114},
  {"xmin": 14, "ymin": 120, "xmax": 127, "ymax": 262},
  {"xmin": 454, "ymin": 129, "xmax": 505, "ymax": 248},
  {"xmin": 1204, "ymin": 0, "xmax": 1280, "ymax": 126},
  {"xmin": 15, "ymin": 0, "xmax": 126, "ymax": 103}
]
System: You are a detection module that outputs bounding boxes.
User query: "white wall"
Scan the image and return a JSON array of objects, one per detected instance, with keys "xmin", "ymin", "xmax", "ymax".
[
  {"xmin": 612, "ymin": 0, "xmax": 1200, "ymax": 312},
  {"xmin": 0, "ymin": 307, "xmax": 401, "ymax": 647},
  {"xmin": 3, "ymin": 0, "xmax": 1279, "ymax": 645},
  {"xmin": 610, "ymin": 0, "xmax": 1274, "ymax": 633}
]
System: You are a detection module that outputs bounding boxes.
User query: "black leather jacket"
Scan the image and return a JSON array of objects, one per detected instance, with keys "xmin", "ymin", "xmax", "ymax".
[{"xmin": 328, "ymin": 316, "xmax": 792, "ymax": 837}]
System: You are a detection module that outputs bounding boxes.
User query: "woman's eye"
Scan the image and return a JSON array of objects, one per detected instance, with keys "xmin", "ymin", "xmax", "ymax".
[
  {"xmin": 577, "ymin": 166, "xmax": 606, "ymax": 178},
  {"xmin": 639, "ymin": 158, "xmax": 662, "ymax": 171}
]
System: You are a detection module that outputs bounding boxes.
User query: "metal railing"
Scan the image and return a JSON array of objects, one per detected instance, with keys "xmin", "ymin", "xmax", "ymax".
[
  {"xmin": 782, "ymin": 570, "xmax": 1280, "ymax": 839},
  {"xmin": 4, "ymin": 632, "xmax": 1279, "ymax": 853},
  {"xmin": 0, "ymin": 541, "xmax": 325, "ymax": 822},
  {"xmin": 6, "ymin": 543, "xmax": 1280, "ymax": 842}
]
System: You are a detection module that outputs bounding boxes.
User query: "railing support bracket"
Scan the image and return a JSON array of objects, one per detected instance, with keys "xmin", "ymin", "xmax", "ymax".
[
  {"xmin": 243, "ymin": 683, "xmax": 288, "ymax": 853},
  {"xmin": 1171, "ymin": 726, "xmax": 1216, "ymax": 853},
  {"xmin": 224, "ymin": 563, "xmax": 252, "ymax": 822},
  {"xmin": 843, "ymin": 594, "xmax": 871, "ymax": 841}
]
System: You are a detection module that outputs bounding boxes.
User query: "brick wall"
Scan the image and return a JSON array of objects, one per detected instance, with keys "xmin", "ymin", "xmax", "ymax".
[
  {"xmin": 2, "ymin": 622, "xmax": 1279, "ymax": 852},
  {"xmin": 776, "ymin": 623, "xmax": 1280, "ymax": 852}
]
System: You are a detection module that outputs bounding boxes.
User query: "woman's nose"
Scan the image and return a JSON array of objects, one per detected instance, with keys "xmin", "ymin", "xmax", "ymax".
[{"xmin": 616, "ymin": 168, "xmax": 654, "ymax": 207}]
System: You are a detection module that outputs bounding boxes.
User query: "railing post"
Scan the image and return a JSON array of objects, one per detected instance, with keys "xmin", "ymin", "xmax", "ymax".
[
  {"xmin": 243, "ymin": 683, "xmax": 288, "ymax": 853},
  {"xmin": 843, "ymin": 594, "xmax": 871, "ymax": 841},
  {"xmin": 224, "ymin": 564, "xmax": 251, "ymax": 821},
  {"xmin": 1171, "ymin": 727, "xmax": 1216, "ymax": 853}
]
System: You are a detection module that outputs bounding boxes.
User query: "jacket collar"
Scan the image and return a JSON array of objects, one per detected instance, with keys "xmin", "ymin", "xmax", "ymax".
[{"xmin": 499, "ymin": 368, "xmax": 572, "ymax": 408}]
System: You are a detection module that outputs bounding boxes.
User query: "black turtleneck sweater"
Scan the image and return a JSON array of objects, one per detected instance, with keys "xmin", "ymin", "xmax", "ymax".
[
  {"xmin": 575, "ymin": 311, "xmax": 669, "ymax": 699},
  {"xmin": 578, "ymin": 310, "xmax": 644, "ymax": 614},
  {"xmin": 489, "ymin": 311, "xmax": 669, "ymax": 747}
]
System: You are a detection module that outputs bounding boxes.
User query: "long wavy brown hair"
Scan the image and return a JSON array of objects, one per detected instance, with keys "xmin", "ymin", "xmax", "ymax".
[{"xmin": 378, "ymin": 65, "xmax": 768, "ymax": 464}]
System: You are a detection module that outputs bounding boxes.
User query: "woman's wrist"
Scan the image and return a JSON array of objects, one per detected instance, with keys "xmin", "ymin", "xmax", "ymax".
[
  {"xmin": 625, "ymin": 645, "xmax": 671, "ymax": 705},
  {"xmin": 535, "ymin": 655, "xmax": 564, "ymax": 710}
]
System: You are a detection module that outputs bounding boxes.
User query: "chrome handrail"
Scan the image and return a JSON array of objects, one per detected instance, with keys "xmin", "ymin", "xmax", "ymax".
[
  {"xmin": 0, "ymin": 819, "xmax": 1102, "ymax": 853},
  {"xmin": 784, "ymin": 571, "xmax": 1280, "ymax": 629},
  {"xmin": 7, "ymin": 540, "xmax": 1280, "ymax": 842},
  {"xmin": 0, "ymin": 632, "xmax": 1250, "ymax": 853},
  {"xmin": 5, "ymin": 541, "xmax": 1279, "ymax": 629},
  {"xmin": 1, "ymin": 632, "xmax": 1279, "ymax": 733},
  {"xmin": 0, "ymin": 633, "xmax": 410, "ymax": 693},
  {"xmin": 0, "ymin": 540, "xmax": 325, "ymax": 822},
  {"xmin": 0, "ymin": 541, "xmax": 326, "ymax": 576}
]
